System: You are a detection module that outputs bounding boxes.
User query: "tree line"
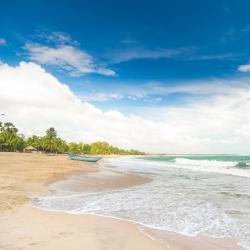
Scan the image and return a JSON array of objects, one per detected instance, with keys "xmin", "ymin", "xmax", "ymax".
[{"xmin": 0, "ymin": 122, "xmax": 144, "ymax": 155}]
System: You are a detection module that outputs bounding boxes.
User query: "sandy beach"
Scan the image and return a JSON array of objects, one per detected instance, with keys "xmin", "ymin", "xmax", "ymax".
[
  {"xmin": 0, "ymin": 153, "xmax": 166, "ymax": 250},
  {"xmin": 0, "ymin": 152, "xmax": 97, "ymax": 211},
  {"xmin": 0, "ymin": 153, "xmax": 242, "ymax": 250}
]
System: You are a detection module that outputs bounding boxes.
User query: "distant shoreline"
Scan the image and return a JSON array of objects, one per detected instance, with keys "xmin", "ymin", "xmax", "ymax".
[{"xmin": 144, "ymin": 153, "xmax": 240, "ymax": 156}]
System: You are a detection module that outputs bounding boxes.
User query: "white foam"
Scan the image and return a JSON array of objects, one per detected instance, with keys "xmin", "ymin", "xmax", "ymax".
[
  {"xmin": 172, "ymin": 158, "xmax": 250, "ymax": 178},
  {"xmin": 174, "ymin": 158, "xmax": 238, "ymax": 167},
  {"xmin": 105, "ymin": 157, "xmax": 250, "ymax": 178}
]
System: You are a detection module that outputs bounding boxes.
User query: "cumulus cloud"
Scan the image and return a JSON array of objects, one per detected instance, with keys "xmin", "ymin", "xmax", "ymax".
[
  {"xmin": 0, "ymin": 38, "xmax": 7, "ymax": 46},
  {"xmin": 238, "ymin": 64, "xmax": 250, "ymax": 72},
  {"xmin": 1, "ymin": 61, "xmax": 250, "ymax": 154}
]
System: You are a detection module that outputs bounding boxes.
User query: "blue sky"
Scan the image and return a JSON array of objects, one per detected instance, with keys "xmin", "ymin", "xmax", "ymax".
[
  {"xmin": 1, "ymin": 0, "xmax": 250, "ymax": 114},
  {"xmin": 2, "ymin": 1, "xmax": 250, "ymax": 153}
]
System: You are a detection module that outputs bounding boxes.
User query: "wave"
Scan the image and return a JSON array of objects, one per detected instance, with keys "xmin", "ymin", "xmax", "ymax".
[
  {"xmin": 107, "ymin": 157, "xmax": 250, "ymax": 178},
  {"xmin": 173, "ymin": 158, "xmax": 250, "ymax": 169},
  {"xmin": 169, "ymin": 158, "xmax": 250, "ymax": 178},
  {"xmin": 173, "ymin": 158, "xmax": 238, "ymax": 167}
]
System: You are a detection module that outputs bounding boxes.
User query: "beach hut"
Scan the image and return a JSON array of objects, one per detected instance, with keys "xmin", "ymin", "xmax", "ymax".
[{"xmin": 24, "ymin": 145, "xmax": 37, "ymax": 153}]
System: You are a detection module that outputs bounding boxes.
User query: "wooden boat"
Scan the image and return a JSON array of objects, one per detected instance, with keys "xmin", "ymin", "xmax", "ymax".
[{"xmin": 68, "ymin": 154, "xmax": 102, "ymax": 162}]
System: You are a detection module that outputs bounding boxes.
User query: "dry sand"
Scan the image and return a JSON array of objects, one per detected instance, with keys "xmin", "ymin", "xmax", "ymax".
[
  {"xmin": 0, "ymin": 152, "xmax": 96, "ymax": 211},
  {"xmin": 0, "ymin": 153, "xmax": 242, "ymax": 250}
]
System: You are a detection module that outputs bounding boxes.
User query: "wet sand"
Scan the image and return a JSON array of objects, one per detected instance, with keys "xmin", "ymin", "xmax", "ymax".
[{"xmin": 48, "ymin": 168, "xmax": 151, "ymax": 194}]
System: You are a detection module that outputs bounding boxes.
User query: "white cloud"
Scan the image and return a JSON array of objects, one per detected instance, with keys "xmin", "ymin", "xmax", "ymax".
[
  {"xmin": 106, "ymin": 47, "xmax": 193, "ymax": 64},
  {"xmin": 36, "ymin": 31, "xmax": 79, "ymax": 46},
  {"xmin": 0, "ymin": 38, "xmax": 7, "ymax": 46},
  {"xmin": 238, "ymin": 64, "xmax": 250, "ymax": 72},
  {"xmin": 81, "ymin": 78, "xmax": 247, "ymax": 103},
  {"xmin": 80, "ymin": 93, "xmax": 123, "ymax": 102},
  {"xmin": 80, "ymin": 91, "xmax": 148, "ymax": 102},
  {"xmin": 24, "ymin": 40, "xmax": 115, "ymax": 76},
  {"xmin": 106, "ymin": 46, "xmax": 239, "ymax": 64},
  {"xmin": 186, "ymin": 53, "xmax": 238, "ymax": 61},
  {"xmin": 148, "ymin": 79, "xmax": 248, "ymax": 96},
  {"xmin": 1, "ymin": 61, "xmax": 250, "ymax": 154}
]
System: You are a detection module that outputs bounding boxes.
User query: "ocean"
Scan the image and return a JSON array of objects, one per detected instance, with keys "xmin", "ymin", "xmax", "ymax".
[{"xmin": 33, "ymin": 155, "xmax": 250, "ymax": 249}]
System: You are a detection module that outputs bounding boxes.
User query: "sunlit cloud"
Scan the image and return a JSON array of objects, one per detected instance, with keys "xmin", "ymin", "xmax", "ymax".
[{"xmin": 1, "ymin": 61, "xmax": 250, "ymax": 154}]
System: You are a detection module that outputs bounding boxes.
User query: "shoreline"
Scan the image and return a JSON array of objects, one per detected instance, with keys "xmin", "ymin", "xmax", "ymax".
[
  {"xmin": 0, "ymin": 153, "xmax": 243, "ymax": 250},
  {"xmin": 47, "ymin": 167, "xmax": 151, "ymax": 195}
]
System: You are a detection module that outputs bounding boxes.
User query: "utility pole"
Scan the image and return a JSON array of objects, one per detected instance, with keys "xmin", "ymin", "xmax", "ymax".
[{"xmin": 0, "ymin": 113, "xmax": 5, "ymax": 125}]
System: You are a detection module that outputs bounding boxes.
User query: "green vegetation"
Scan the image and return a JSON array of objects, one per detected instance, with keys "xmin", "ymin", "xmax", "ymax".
[
  {"xmin": 0, "ymin": 122, "xmax": 25, "ymax": 152},
  {"xmin": 0, "ymin": 122, "xmax": 144, "ymax": 155}
]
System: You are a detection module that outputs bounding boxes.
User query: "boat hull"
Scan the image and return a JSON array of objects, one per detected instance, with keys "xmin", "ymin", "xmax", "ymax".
[{"xmin": 68, "ymin": 154, "xmax": 102, "ymax": 162}]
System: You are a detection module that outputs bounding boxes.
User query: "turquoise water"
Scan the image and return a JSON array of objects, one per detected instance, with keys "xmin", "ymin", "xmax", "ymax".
[
  {"xmin": 140, "ymin": 155, "xmax": 250, "ymax": 175},
  {"xmin": 33, "ymin": 156, "xmax": 250, "ymax": 249},
  {"xmin": 141, "ymin": 155, "xmax": 250, "ymax": 165},
  {"xmin": 142, "ymin": 155, "xmax": 250, "ymax": 161}
]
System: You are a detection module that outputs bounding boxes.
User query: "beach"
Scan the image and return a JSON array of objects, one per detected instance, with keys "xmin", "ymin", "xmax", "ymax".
[
  {"xmin": 0, "ymin": 153, "xmax": 245, "ymax": 250},
  {"xmin": 2, "ymin": 1, "xmax": 250, "ymax": 249},
  {"xmin": 0, "ymin": 152, "xmax": 97, "ymax": 211},
  {"xmin": 0, "ymin": 153, "xmax": 166, "ymax": 250}
]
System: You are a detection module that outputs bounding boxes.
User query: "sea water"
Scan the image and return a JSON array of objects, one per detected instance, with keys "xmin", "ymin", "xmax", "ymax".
[{"xmin": 33, "ymin": 155, "xmax": 250, "ymax": 249}]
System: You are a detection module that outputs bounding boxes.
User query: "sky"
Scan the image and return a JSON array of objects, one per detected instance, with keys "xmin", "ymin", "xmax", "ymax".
[{"xmin": 1, "ymin": 0, "xmax": 250, "ymax": 153}]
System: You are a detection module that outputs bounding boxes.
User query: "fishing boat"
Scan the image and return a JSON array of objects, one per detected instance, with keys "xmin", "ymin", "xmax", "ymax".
[{"xmin": 68, "ymin": 154, "xmax": 102, "ymax": 162}]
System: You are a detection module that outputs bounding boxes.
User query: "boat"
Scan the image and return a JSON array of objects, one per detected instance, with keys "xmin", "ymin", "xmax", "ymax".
[{"xmin": 68, "ymin": 154, "xmax": 102, "ymax": 162}]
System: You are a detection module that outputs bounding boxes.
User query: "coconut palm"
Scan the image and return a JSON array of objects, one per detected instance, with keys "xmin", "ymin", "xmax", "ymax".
[{"xmin": 0, "ymin": 122, "xmax": 144, "ymax": 155}]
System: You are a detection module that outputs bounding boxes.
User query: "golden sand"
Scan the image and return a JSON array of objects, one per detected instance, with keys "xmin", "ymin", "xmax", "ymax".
[
  {"xmin": 0, "ymin": 153, "xmax": 167, "ymax": 250},
  {"xmin": 0, "ymin": 152, "xmax": 96, "ymax": 211}
]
